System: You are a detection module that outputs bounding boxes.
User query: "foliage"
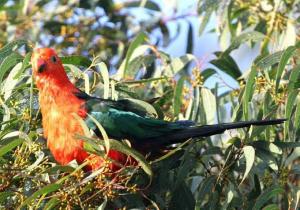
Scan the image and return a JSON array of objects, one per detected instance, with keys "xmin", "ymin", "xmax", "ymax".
[{"xmin": 0, "ymin": 0, "xmax": 300, "ymax": 209}]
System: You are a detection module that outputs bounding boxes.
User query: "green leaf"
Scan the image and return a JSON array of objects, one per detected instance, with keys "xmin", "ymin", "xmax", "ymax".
[
  {"xmin": 14, "ymin": 52, "xmax": 32, "ymax": 79},
  {"xmin": 44, "ymin": 165, "xmax": 75, "ymax": 174},
  {"xmin": 201, "ymin": 87, "xmax": 216, "ymax": 124},
  {"xmin": 2, "ymin": 62, "xmax": 22, "ymax": 101},
  {"xmin": 87, "ymin": 113, "xmax": 110, "ymax": 154},
  {"xmin": 208, "ymin": 191, "xmax": 219, "ymax": 210},
  {"xmin": 243, "ymin": 67, "xmax": 257, "ymax": 119},
  {"xmin": 284, "ymin": 89, "xmax": 298, "ymax": 137},
  {"xmin": 0, "ymin": 52, "xmax": 23, "ymax": 83},
  {"xmin": 118, "ymin": 32, "xmax": 147, "ymax": 79},
  {"xmin": 255, "ymin": 51, "xmax": 283, "ymax": 70},
  {"xmin": 273, "ymin": 142, "xmax": 300, "ymax": 149},
  {"xmin": 201, "ymin": 68, "xmax": 217, "ymax": 82},
  {"xmin": 256, "ymin": 149, "xmax": 278, "ymax": 171},
  {"xmin": 225, "ymin": 31, "xmax": 265, "ymax": 54},
  {"xmin": 166, "ymin": 54, "xmax": 195, "ymax": 76},
  {"xmin": 173, "ymin": 76, "xmax": 186, "ymax": 116},
  {"xmin": 211, "ymin": 52, "xmax": 242, "ymax": 80},
  {"xmin": 79, "ymin": 135, "xmax": 153, "ymax": 178},
  {"xmin": 97, "ymin": 197, "xmax": 108, "ymax": 210},
  {"xmin": 20, "ymin": 183, "xmax": 61, "ymax": 208},
  {"xmin": 186, "ymin": 21, "xmax": 194, "ymax": 54},
  {"xmin": 97, "ymin": 62, "xmax": 110, "ymax": 99},
  {"xmin": 197, "ymin": 175, "xmax": 217, "ymax": 200},
  {"xmin": 240, "ymin": 146, "xmax": 255, "ymax": 185},
  {"xmin": 0, "ymin": 191, "xmax": 14, "ymax": 203},
  {"xmin": 121, "ymin": 98, "xmax": 158, "ymax": 118},
  {"xmin": 287, "ymin": 65, "xmax": 300, "ymax": 92},
  {"xmin": 61, "ymin": 55, "xmax": 92, "ymax": 67},
  {"xmin": 295, "ymin": 190, "xmax": 300, "ymax": 210},
  {"xmin": 252, "ymin": 140, "xmax": 284, "ymax": 155},
  {"xmin": 262, "ymin": 204, "xmax": 280, "ymax": 210},
  {"xmin": 275, "ymin": 46, "xmax": 296, "ymax": 92},
  {"xmin": 43, "ymin": 198, "xmax": 60, "ymax": 210},
  {"xmin": 252, "ymin": 186, "xmax": 284, "ymax": 210},
  {"xmin": 295, "ymin": 102, "xmax": 300, "ymax": 132},
  {"xmin": 170, "ymin": 182, "xmax": 195, "ymax": 210},
  {"xmin": 0, "ymin": 39, "xmax": 27, "ymax": 63},
  {"xmin": 0, "ymin": 138, "xmax": 23, "ymax": 157},
  {"xmin": 268, "ymin": 143, "xmax": 282, "ymax": 154},
  {"xmin": 198, "ymin": 1, "xmax": 217, "ymax": 35},
  {"xmin": 123, "ymin": 0, "xmax": 160, "ymax": 11},
  {"xmin": 126, "ymin": 54, "xmax": 156, "ymax": 77}
]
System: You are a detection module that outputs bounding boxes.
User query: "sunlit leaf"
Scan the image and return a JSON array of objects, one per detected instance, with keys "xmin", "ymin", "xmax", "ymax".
[
  {"xmin": 117, "ymin": 32, "xmax": 147, "ymax": 79},
  {"xmin": 97, "ymin": 62, "xmax": 110, "ymax": 99},
  {"xmin": 201, "ymin": 87, "xmax": 216, "ymax": 124},
  {"xmin": 2, "ymin": 62, "xmax": 22, "ymax": 101},
  {"xmin": 0, "ymin": 138, "xmax": 23, "ymax": 157},
  {"xmin": 240, "ymin": 146, "xmax": 255, "ymax": 185},
  {"xmin": 166, "ymin": 54, "xmax": 195, "ymax": 76}
]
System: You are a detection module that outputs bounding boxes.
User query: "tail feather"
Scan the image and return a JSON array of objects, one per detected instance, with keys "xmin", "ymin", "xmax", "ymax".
[
  {"xmin": 184, "ymin": 119, "xmax": 286, "ymax": 138},
  {"xmin": 146, "ymin": 119, "xmax": 286, "ymax": 146}
]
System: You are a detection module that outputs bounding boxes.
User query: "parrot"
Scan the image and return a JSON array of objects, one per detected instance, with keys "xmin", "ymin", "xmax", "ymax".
[{"xmin": 30, "ymin": 48, "xmax": 285, "ymax": 171}]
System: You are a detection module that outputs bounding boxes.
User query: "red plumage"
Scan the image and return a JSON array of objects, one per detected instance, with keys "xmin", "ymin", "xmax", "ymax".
[{"xmin": 31, "ymin": 48, "xmax": 127, "ymax": 171}]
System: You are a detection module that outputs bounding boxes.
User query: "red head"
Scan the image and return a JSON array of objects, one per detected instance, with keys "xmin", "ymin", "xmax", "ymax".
[{"xmin": 31, "ymin": 48, "xmax": 70, "ymax": 88}]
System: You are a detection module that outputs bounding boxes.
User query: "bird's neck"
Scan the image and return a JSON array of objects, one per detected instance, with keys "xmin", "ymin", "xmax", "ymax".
[
  {"xmin": 35, "ymin": 71, "xmax": 86, "ymax": 118},
  {"xmin": 35, "ymin": 70, "xmax": 74, "ymax": 90}
]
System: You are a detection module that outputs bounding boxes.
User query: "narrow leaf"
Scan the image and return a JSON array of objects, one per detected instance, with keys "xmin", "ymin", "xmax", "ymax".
[
  {"xmin": 0, "ymin": 52, "xmax": 23, "ymax": 83},
  {"xmin": 173, "ymin": 76, "xmax": 186, "ymax": 116},
  {"xmin": 243, "ymin": 67, "xmax": 257, "ymax": 119},
  {"xmin": 0, "ymin": 138, "xmax": 23, "ymax": 157},
  {"xmin": 0, "ymin": 39, "xmax": 27, "ymax": 63},
  {"xmin": 97, "ymin": 62, "xmax": 110, "ymax": 99},
  {"xmin": 211, "ymin": 52, "xmax": 242, "ymax": 80},
  {"xmin": 79, "ymin": 135, "xmax": 153, "ymax": 178},
  {"xmin": 252, "ymin": 186, "xmax": 284, "ymax": 210},
  {"xmin": 60, "ymin": 55, "xmax": 92, "ymax": 67},
  {"xmin": 240, "ymin": 146, "xmax": 255, "ymax": 185},
  {"xmin": 225, "ymin": 31, "xmax": 265, "ymax": 54},
  {"xmin": 275, "ymin": 46, "xmax": 296, "ymax": 92},
  {"xmin": 118, "ymin": 32, "xmax": 147, "ymax": 78},
  {"xmin": 20, "ymin": 184, "xmax": 61, "ymax": 207}
]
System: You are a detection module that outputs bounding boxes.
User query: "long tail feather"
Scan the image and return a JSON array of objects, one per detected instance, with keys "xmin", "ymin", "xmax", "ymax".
[
  {"xmin": 146, "ymin": 119, "xmax": 286, "ymax": 146},
  {"xmin": 186, "ymin": 119, "xmax": 286, "ymax": 138}
]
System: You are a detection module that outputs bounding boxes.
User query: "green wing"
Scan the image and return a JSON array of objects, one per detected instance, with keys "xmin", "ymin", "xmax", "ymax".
[{"xmin": 83, "ymin": 97, "xmax": 193, "ymax": 143}]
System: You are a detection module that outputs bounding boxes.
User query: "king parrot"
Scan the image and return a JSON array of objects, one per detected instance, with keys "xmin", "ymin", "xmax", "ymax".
[{"xmin": 31, "ymin": 48, "xmax": 285, "ymax": 171}]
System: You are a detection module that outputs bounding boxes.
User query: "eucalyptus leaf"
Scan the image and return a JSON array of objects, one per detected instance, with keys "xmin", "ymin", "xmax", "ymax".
[
  {"xmin": 240, "ymin": 146, "xmax": 255, "ymax": 185},
  {"xmin": 252, "ymin": 186, "xmax": 284, "ymax": 210}
]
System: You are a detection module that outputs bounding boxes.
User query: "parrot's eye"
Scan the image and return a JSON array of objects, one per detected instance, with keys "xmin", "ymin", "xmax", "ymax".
[{"xmin": 50, "ymin": 56, "xmax": 57, "ymax": 63}]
